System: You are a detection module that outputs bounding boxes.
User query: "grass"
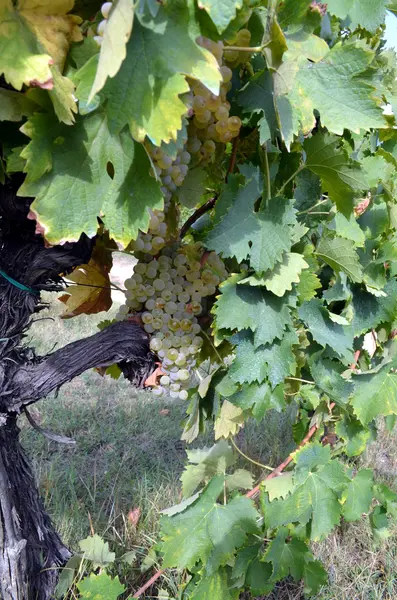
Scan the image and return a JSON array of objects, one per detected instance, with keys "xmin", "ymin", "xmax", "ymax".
[{"xmin": 21, "ymin": 274, "xmax": 397, "ymax": 599}]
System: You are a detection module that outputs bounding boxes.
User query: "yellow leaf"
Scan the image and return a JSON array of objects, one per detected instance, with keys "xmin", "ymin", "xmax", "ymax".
[
  {"xmin": 214, "ymin": 400, "xmax": 244, "ymax": 440},
  {"xmin": 59, "ymin": 259, "xmax": 112, "ymax": 318}
]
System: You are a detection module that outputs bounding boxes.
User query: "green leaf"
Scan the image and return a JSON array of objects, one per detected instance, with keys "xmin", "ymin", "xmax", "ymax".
[
  {"xmin": 177, "ymin": 167, "xmax": 207, "ymax": 208},
  {"xmin": 206, "ymin": 177, "xmax": 296, "ymax": 273},
  {"xmin": 304, "ymin": 134, "xmax": 368, "ymax": 214},
  {"xmin": 350, "ymin": 364, "xmax": 397, "ymax": 425},
  {"xmin": 329, "ymin": 212, "xmax": 365, "ymax": 247},
  {"xmin": 303, "ymin": 560, "xmax": 328, "ymax": 595},
  {"xmin": 282, "ymin": 43, "xmax": 386, "ymax": 144},
  {"xmin": 214, "ymin": 400, "xmax": 245, "ymax": 439},
  {"xmin": 310, "ymin": 359, "xmax": 354, "ymax": 404},
  {"xmin": 351, "ymin": 279, "xmax": 397, "ymax": 336},
  {"xmin": 335, "ymin": 414, "xmax": 371, "ymax": 457},
  {"xmin": 73, "ymin": 54, "xmax": 101, "ymax": 115},
  {"xmin": 327, "ymin": 0, "xmax": 388, "ymax": 33},
  {"xmin": 77, "ymin": 573, "xmax": 125, "ymax": 600},
  {"xmin": 213, "ymin": 276, "xmax": 292, "ymax": 348},
  {"xmin": 264, "ymin": 527, "xmax": 307, "ymax": 582},
  {"xmin": 0, "ymin": 0, "xmax": 52, "ymax": 90},
  {"xmin": 263, "ymin": 473, "xmax": 294, "ymax": 501},
  {"xmin": 55, "ymin": 554, "xmax": 83, "ymax": 599},
  {"xmin": 341, "ymin": 469, "xmax": 374, "ymax": 521},
  {"xmin": 241, "ymin": 253, "xmax": 308, "ymax": 297},
  {"xmin": 103, "ymin": 6, "xmax": 221, "ymax": 145},
  {"xmin": 315, "ymin": 236, "xmax": 363, "ymax": 283},
  {"xmin": 79, "ymin": 534, "xmax": 115, "ymax": 568},
  {"xmin": 238, "ymin": 70, "xmax": 278, "ymax": 143},
  {"xmin": 19, "ymin": 114, "xmax": 55, "ymax": 183},
  {"xmin": 48, "ymin": 66, "xmax": 77, "ymax": 126},
  {"xmin": 226, "ymin": 469, "xmax": 254, "ymax": 491},
  {"xmin": 160, "ymin": 476, "xmax": 259, "ymax": 575},
  {"xmin": 88, "ymin": 0, "xmax": 135, "ymax": 101},
  {"xmin": 296, "ymin": 267, "xmax": 322, "ymax": 303},
  {"xmin": 298, "ymin": 299, "xmax": 354, "ymax": 362},
  {"xmin": 190, "ymin": 569, "xmax": 239, "ymax": 600},
  {"xmin": 19, "ymin": 111, "xmax": 163, "ymax": 245},
  {"xmin": 263, "ymin": 444, "xmax": 349, "ymax": 540},
  {"xmin": 0, "ymin": 89, "xmax": 38, "ymax": 121},
  {"xmin": 198, "ymin": 0, "xmax": 242, "ymax": 33},
  {"xmin": 181, "ymin": 440, "xmax": 235, "ymax": 497},
  {"xmin": 229, "ymin": 381, "xmax": 285, "ymax": 418}
]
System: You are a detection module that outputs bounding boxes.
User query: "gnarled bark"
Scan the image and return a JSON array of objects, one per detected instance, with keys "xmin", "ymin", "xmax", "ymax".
[{"xmin": 0, "ymin": 178, "xmax": 155, "ymax": 599}]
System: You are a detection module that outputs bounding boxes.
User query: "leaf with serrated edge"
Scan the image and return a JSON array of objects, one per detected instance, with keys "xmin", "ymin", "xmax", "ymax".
[
  {"xmin": 198, "ymin": 0, "xmax": 242, "ymax": 33},
  {"xmin": 350, "ymin": 364, "xmax": 397, "ymax": 424},
  {"xmin": 241, "ymin": 253, "xmax": 308, "ymax": 297},
  {"xmin": 298, "ymin": 299, "xmax": 354, "ymax": 362},
  {"xmin": 160, "ymin": 476, "xmax": 259, "ymax": 575},
  {"xmin": 79, "ymin": 534, "xmax": 115, "ymax": 568},
  {"xmin": 263, "ymin": 473, "xmax": 294, "ymax": 501},
  {"xmin": 103, "ymin": 6, "xmax": 221, "ymax": 145},
  {"xmin": 77, "ymin": 573, "xmax": 125, "ymax": 600},
  {"xmin": 215, "ymin": 400, "xmax": 244, "ymax": 439},
  {"xmin": 18, "ymin": 111, "xmax": 163, "ymax": 245},
  {"xmin": 315, "ymin": 236, "xmax": 363, "ymax": 283},
  {"xmin": 181, "ymin": 440, "xmax": 235, "ymax": 497},
  {"xmin": 190, "ymin": 568, "xmax": 239, "ymax": 600},
  {"xmin": 89, "ymin": 0, "xmax": 134, "ymax": 101},
  {"xmin": 341, "ymin": 469, "xmax": 374, "ymax": 521}
]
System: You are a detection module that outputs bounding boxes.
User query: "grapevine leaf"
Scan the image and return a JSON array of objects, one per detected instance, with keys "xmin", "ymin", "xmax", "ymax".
[
  {"xmin": 309, "ymin": 359, "xmax": 354, "ymax": 404},
  {"xmin": 296, "ymin": 268, "xmax": 321, "ymax": 303},
  {"xmin": 190, "ymin": 569, "xmax": 239, "ymax": 600},
  {"xmin": 226, "ymin": 469, "xmax": 253, "ymax": 491},
  {"xmin": 304, "ymin": 134, "xmax": 368, "ymax": 215},
  {"xmin": 237, "ymin": 70, "xmax": 278, "ymax": 143},
  {"xmin": 263, "ymin": 444, "xmax": 349, "ymax": 540},
  {"xmin": 327, "ymin": 0, "xmax": 388, "ymax": 33},
  {"xmin": 315, "ymin": 237, "xmax": 363, "ymax": 283},
  {"xmin": 177, "ymin": 167, "xmax": 207, "ymax": 208},
  {"xmin": 263, "ymin": 473, "xmax": 294, "ymax": 501},
  {"xmin": 73, "ymin": 54, "xmax": 101, "ymax": 115},
  {"xmin": 79, "ymin": 534, "xmax": 115, "ymax": 567},
  {"xmin": 77, "ymin": 573, "xmax": 125, "ymax": 600},
  {"xmin": 206, "ymin": 177, "xmax": 295, "ymax": 272},
  {"xmin": 229, "ymin": 380, "xmax": 285, "ymax": 418},
  {"xmin": 263, "ymin": 527, "xmax": 307, "ymax": 582},
  {"xmin": 329, "ymin": 212, "xmax": 365, "ymax": 247},
  {"xmin": 48, "ymin": 66, "xmax": 77, "ymax": 125},
  {"xmin": 18, "ymin": 111, "xmax": 163, "ymax": 245},
  {"xmin": 303, "ymin": 560, "xmax": 328, "ymax": 595},
  {"xmin": 351, "ymin": 279, "xmax": 397, "ymax": 336},
  {"xmin": 335, "ymin": 414, "xmax": 371, "ymax": 457},
  {"xmin": 214, "ymin": 276, "xmax": 292, "ymax": 348},
  {"xmin": 181, "ymin": 440, "xmax": 235, "ymax": 497},
  {"xmin": 341, "ymin": 469, "xmax": 374, "ymax": 521},
  {"xmin": 59, "ymin": 259, "xmax": 112, "ymax": 318},
  {"xmin": 160, "ymin": 476, "xmax": 260, "ymax": 575},
  {"xmin": 103, "ymin": 6, "xmax": 221, "ymax": 145},
  {"xmin": 277, "ymin": 0, "xmax": 313, "ymax": 27},
  {"xmin": 198, "ymin": 0, "xmax": 242, "ymax": 33},
  {"xmin": 298, "ymin": 299, "xmax": 354, "ymax": 362},
  {"xmin": 19, "ymin": 114, "xmax": 56, "ymax": 183},
  {"xmin": 0, "ymin": 1, "xmax": 52, "ymax": 90},
  {"xmin": 350, "ymin": 364, "xmax": 397, "ymax": 425},
  {"xmin": 161, "ymin": 492, "xmax": 202, "ymax": 517},
  {"xmin": 241, "ymin": 253, "xmax": 308, "ymax": 297},
  {"xmin": 89, "ymin": 0, "xmax": 135, "ymax": 101},
  {"xmin": 0, "ymin": 89, "xmax": 38, "ymax": 122},
  {"xmin": 214, "ymin": 400, "xmax": 245, "ymax": 439}
]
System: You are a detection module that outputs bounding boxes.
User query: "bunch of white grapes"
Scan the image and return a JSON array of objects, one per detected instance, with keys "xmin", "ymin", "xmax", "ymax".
[
  {"xmin": 223, "ymin": 28, "xmax": 252, "ymax": 68},
  {"xmin": 128, "ymin": 209, "xmax": 168, "ymax": 255},
  {"xmin": 146, "ymin": 144, "xmax": 191, "ymax": 204},
  {"xmin": 116, "ymin": 242, "xmax": 228, "ymax": 399},
  {"xmin": 94, "ymin": 2, "xmax": 113, "ymax": 45},
  {"xmin": 186, "ymin": 37, "xmax": 241, "ymax": 160}
]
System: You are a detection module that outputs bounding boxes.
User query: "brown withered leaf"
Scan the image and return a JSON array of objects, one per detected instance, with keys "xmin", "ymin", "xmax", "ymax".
[{"xmin": 59, "ymin": 230, "xmax": 116, "ymax": 318}]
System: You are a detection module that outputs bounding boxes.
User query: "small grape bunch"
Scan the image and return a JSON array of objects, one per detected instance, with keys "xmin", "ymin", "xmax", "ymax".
[
  {"xmin": 186, "ymin": 36, "xmax": 242, "ymax": 161},
  {"xmin": 223, "ymin": 28, "xmax": 252, "ymax": 68},
  {"xmin": 146, "ymin": 144, "xmax": 192, "ymax": 203},
  {"xmin": 128, "ymin": 208, "xmax": 169, "ymax": 257},
  {"xmin": 94, "ymin": 1, "xmax": 113, "ymax": 45},
  {"xmin": 116, "ymin": 244, "xmax": 228, "ymax": 399}
]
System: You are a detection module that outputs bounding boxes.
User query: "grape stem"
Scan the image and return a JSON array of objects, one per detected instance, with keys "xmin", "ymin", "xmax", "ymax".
[
  {"xmin": 180, "ymin": 196, "xmax": 217, "ymax": 238},
  {"xmin": 230, "ymin": 437, "xmax": 273, "ymax": 471},
  {"xmin": 223, "ymin": 45, "xmax": 265, "ymax": 52}
]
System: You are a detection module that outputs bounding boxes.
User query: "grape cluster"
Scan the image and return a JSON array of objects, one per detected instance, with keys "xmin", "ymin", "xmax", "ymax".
[
  {"xmin": 94, "ymin": 2, "xmax": 113, "ymax": 45},
  {"xmin": 128, "ymin": 209, "xmax": 169, "ymax": 256},
  {"xmin": 223, "ymin": 28, "xmax": 252, "ymax": 68},
  {"xmin": 146, "ymin": 144, "xmax": 191, "ymax": 204},
  {"xmin": 186, "ymin": 37, "xmax": 241, "ymax": 159},
  {"xmin": 116, "ymin": 242, "xmax": 227, "ymax": 399}
]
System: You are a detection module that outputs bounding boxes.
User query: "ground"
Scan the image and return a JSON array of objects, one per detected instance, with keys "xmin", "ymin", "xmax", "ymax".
[{"xmin": 21, "ymin": 254, "xmax": 397, "ymax": 599}]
